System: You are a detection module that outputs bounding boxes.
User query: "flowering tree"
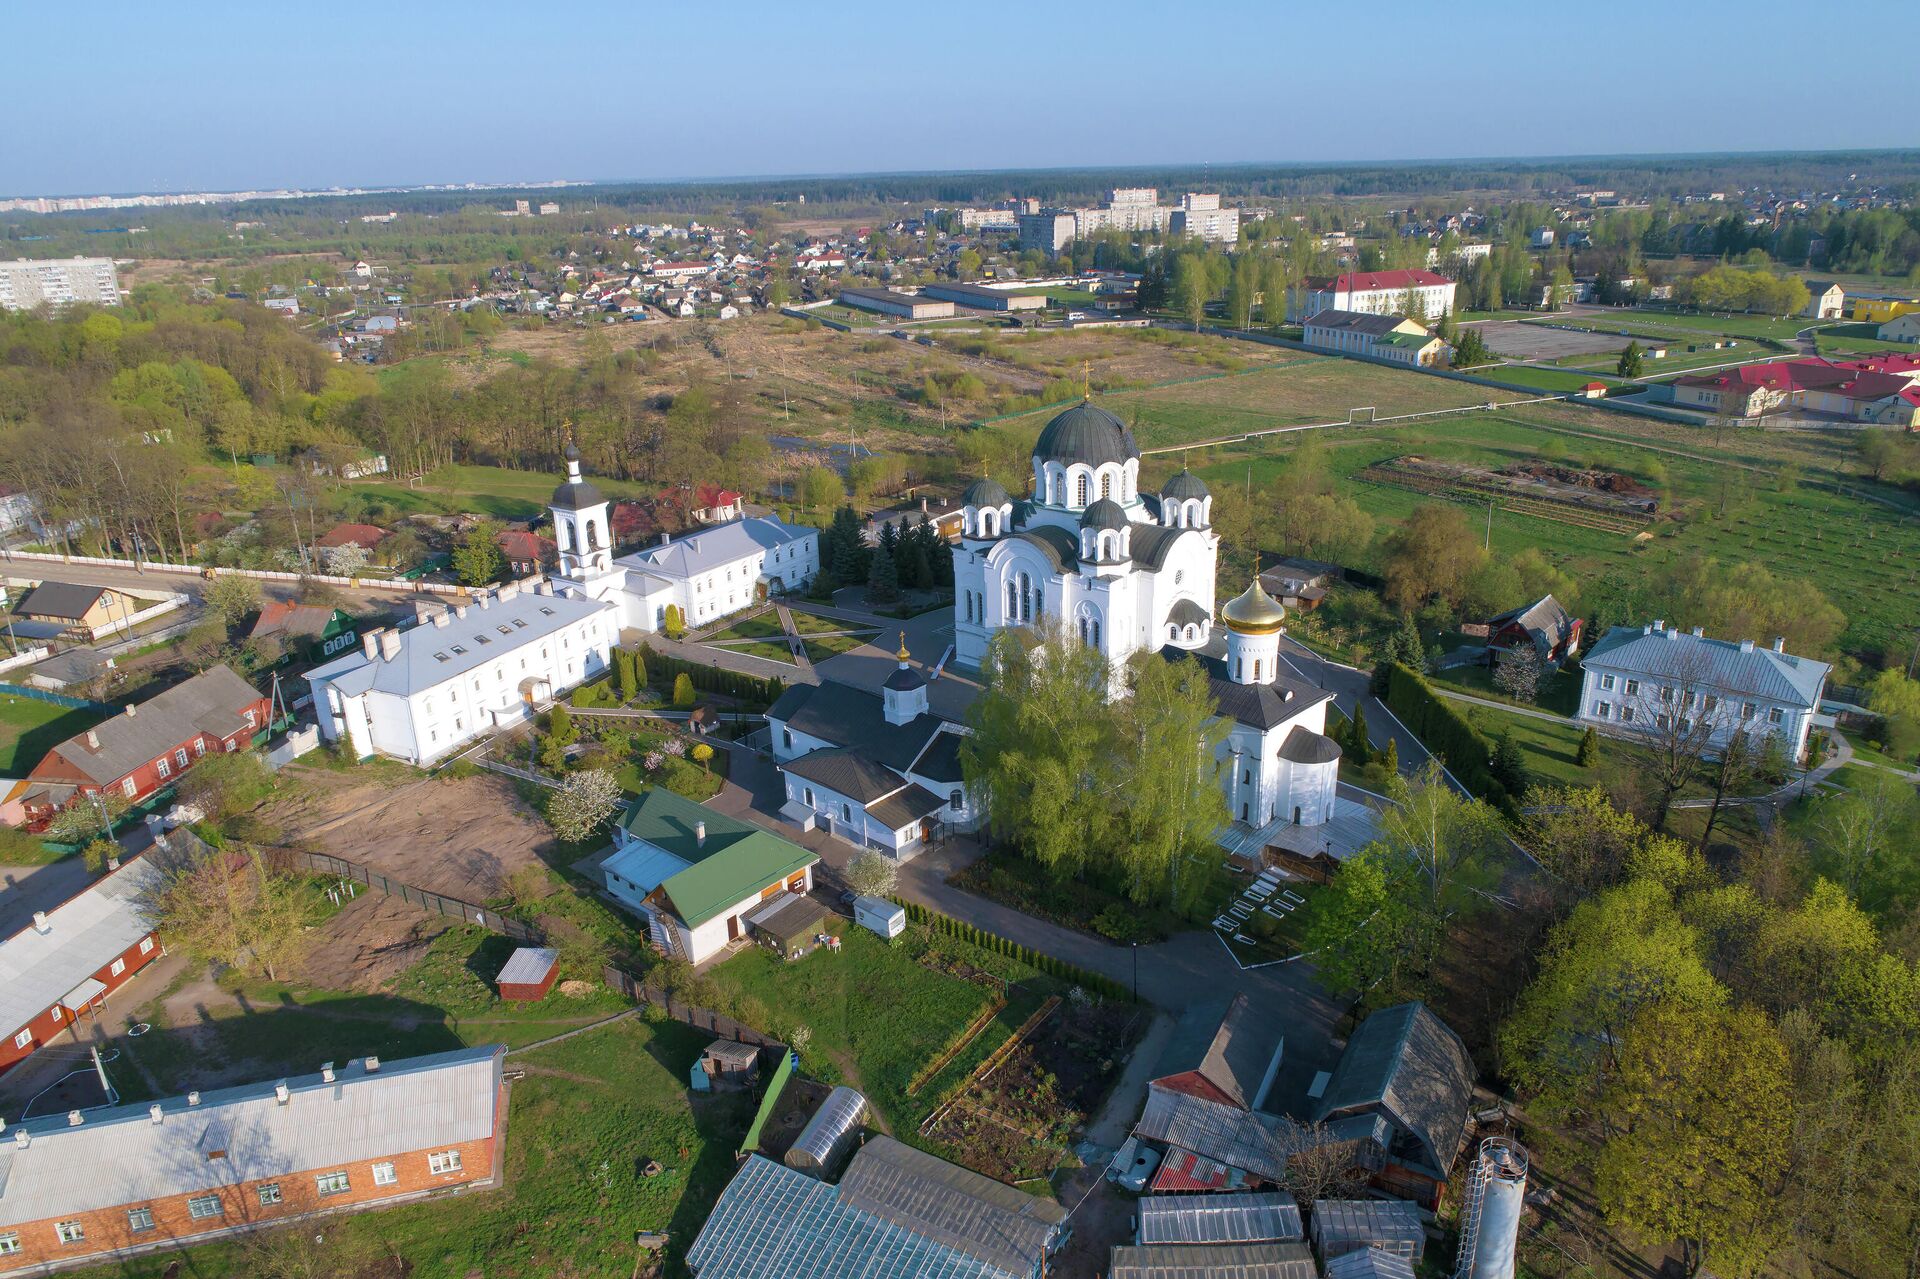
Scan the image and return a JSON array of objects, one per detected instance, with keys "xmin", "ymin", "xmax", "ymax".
[{"xmin": 545, "ymin": 769, "xmax": 621, "ymax": 844}]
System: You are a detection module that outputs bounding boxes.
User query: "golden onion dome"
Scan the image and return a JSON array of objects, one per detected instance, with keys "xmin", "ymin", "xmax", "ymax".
[{"xmin": 1221, "ymin": 576, "xmax": 1287, "ymax": 634}]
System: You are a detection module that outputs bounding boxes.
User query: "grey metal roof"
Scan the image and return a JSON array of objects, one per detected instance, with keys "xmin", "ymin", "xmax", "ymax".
[
  {"xmin": 1309, "ymin": 1199, "xmax": 1426, "ymax": 1252},
  {"xmin": 1582, "ymin": 623, "xmax": 1829, "ymax": 709},
  {"xmin": 495, "ymin": 946, "xmax": 556, "ymax": 987},
  {"xmin": 1159, "ymin": 646, "xmax": 1335, "ymax": 732},
  {"xmin": 619, "ymin": 515, "xmax": 814, "ymax": 582},
  {"xmin": 1108, "ymin": 1242, "xmax": 1317, "ymax": 1279},
  {"xmin": 305, "ymin": 588, "xmax": 614, "ymax": 700},
  {"xmin": 909, "ymin": 731, "xmax": 966, "ymax": 784},
  {"xmin": 1008, "ymin": 525, "xmax": 1080, "ymax": 572},
  {"xmin": 747, "ymin": 891, "xmax": 828, "ymax": 948},
  {"xmin": 1316, "ymin": 1001, "xmax": 1474, "ymax": 1180},
  {"xmin": 1488, "ymin": 594, "xmax": 1575, "ymax": 662},
  {"xmin": 867, "ymin": 783, "xmax": 947, "ymax": 831},
  {"xmin": 687, "ymin": 1154, "xmax": 1023, "ymax": 1279},
  {"xmin": 1032, "ymin": 400, "xmax": 1138, "ymax": 468},
  {"xmin": 1080, "ymin": 497, "xmax": 1129, "ymax": 530},
  {"xmin": 1137, "ymin": 1192, "xmax": 1302, "ymax": 1245},
  {"xmin": 1162, "ymin": 469, "xmax": 1210, "ymax": 500},
  {"xmin": 1136, "ymin": 1085, "xmax": 1293, "ymax": 1183},
  {"xmin": 1279, "ymin": 726, "xmax": 1341, "ymax": 765},
  {"xmin": 15, "ymin": 581, "xmax": 110, "ymax": 621},
  {"xmin": 784, "ymin": 747, "xmax": 912, "ymax": 804},
  {"xmin": 963, "ymin": 477, "xmax": 1012, "ymax": 509},
  {"xmin": 766, "ymin": 681, "xmax": 954, "ymax": 774},
  {"xmin": 0, "ymin": 1047, "xmax": 504, "ymax": 1228},
  {"xmin": 0, "ymin": 855, "xmax": 162, "ymax": 1041},
  {"xmin": 1150, "ymin": 994, "xmax": 1284, "ymax": 1111},
  {"xmin": 43, "ymin": 664, "xmax": 261, "ymax": 786},
  {"xmin": 1303, "ymin": 309, "xmax": 1417, "ymax": 338},
  {"xmin": 1167, "ymin": 598, "xmax": 1210, "ymax": 628},
  {"xmin": 1326, "ymin": 1250, "xmax": 1417, "ymax": 1279},
  {"xmin": 839, "ymin": 1135, "xmax": 1066, "ymax": 1276}
]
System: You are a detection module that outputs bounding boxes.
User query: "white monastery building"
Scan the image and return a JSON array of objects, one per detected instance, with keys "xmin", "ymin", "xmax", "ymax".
[
  {"xmin": 544, "ymin": 445, "xmax": 818, "ymax": 632},
  {"xmin": 1286, "ymin": 269, "xmax": 1457, "ymax": 322},
  {"xmin": 305, "ymin": 583, "xmax": 615, "ymax": 765}
]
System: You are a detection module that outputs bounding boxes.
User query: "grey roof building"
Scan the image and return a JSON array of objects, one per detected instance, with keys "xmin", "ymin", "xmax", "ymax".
[
  {"xmin": 1300, "ymin": 309, "xmax": 1416, "ymax": 338},
  {"xmin": 1150, "ymin": 995, "xmax": 1287, "ymax": 1111},
  {"xmin": 1325, "ymin": 1249, "xmax": 1418, "ymax": 1279},
  {"xmin": 687, "ymin": 1138, "xmax": 1065, "ymax": 1279},
  {"xmin": 1487, "ymin": 594, "xmax": 1581, "ymax": 667},
  {"xmin": 1107, "ymin": 1242, "xmax": 1318, "ymax": 1279},
  {"xmin": 0, "ymin": 854, "xmax": 163, "ymax": 1053},
  {"xmin": 1581, "ymin": 622, "xmax": 1829, "ymax": 709},
  {"xmin": 1316, "ymin": 1001, "xmax": 1475, "ymax": 1189}
]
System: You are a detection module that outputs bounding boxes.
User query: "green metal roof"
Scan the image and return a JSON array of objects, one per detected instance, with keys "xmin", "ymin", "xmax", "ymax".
[
  {"xmin": 619, "ymin": 787, "xmax": 817, "ymax": 927},
  {"xmin": 1374, "ymin": 331, "xmax": 1436, "ymax": 348}
]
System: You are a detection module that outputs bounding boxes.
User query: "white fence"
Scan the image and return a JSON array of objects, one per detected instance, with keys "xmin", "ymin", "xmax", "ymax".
[
  {"xmin": 0, "ymin": 550, "xmax": 467, "ymax": 596},
  {"xmin": 0, "ymin": 645, "xmax": 50, "ymax": 675}
]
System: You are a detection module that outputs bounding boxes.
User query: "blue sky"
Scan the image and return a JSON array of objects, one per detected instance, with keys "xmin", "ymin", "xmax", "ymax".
[{"xmin": 9, "ymin": 0, "xmax": 1915, "ymax": 196}]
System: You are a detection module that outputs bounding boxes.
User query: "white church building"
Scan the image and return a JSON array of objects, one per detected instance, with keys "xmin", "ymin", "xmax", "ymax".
[
  {"xmin": 544, "ymin": 445, "xmax": 818, "ymax": 632},
  {"xmin": 953, "ymin": 399, "xmax": 1343, "ymax": 836}
]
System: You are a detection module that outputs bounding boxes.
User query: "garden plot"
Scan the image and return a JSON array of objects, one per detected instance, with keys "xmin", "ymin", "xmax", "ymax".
[{"xmin": 1357, "ymin": 454, "xmax": 1658, "ymax": 534}]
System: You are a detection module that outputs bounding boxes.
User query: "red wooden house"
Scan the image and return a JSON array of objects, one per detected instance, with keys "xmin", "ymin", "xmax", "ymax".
[
  {"xmin": 1486, "ymin": 594, "xmax": 1582, "ymax": 669},
  {"xmin": 0, "ymin": 854, "xmax": 164, "ymax": 1073},
  {"xmin": 19, "ymin": 665, "xmax": 270, "ymax": 829}
]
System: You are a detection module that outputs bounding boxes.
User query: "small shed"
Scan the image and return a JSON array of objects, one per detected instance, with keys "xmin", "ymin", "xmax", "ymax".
[
  {"xmin": 1310, "ymin": 1199, "xmax": 1427, "ymax": 1263},
  {"xmin": 854, "ymin": 895, "xmax": 905, "ymax": 940},
  {"xmin": 700, "ymin": 1039, "xmax": 763, "ymax": 1091},
  {"xmin": 748, "ymin": 892, "xmax": 828, "ymax": 955},
  {"xmin": 785, "ymin": 1085, "xmax": 866, "ymax": 1179},
  {"xmin": 496, "ymin": 946, "xmax": 559, "ymax": 1002}
]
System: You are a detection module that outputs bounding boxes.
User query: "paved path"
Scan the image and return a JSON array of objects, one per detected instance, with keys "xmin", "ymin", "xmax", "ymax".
[{"xmin": 1433, "ymin": 686, "xmax": 1575, "ymax": 725}]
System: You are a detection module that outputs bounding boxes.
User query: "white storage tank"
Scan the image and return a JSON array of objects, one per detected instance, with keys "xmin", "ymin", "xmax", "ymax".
[{"xmin": 854, "ymin": 895, "xmax": 905, "ymax": 940}]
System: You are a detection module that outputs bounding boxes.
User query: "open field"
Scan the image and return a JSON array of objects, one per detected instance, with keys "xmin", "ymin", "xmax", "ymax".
[
  {"xmin": 1814, "ymin": 323, "xmax": 1917, "ymax": 356},
  {"xmin": 1192, "ymin": 407, "xmax": 1920, "ymax": 664},
  {"xmin": 0, "ymin": 692, "xmax": 106, "ymax": 775},
  {"xmin": 1541, "ymin": 307, "xmax": 1818, "ymax": 342},
  {"xmin": 985, "ymin": 353, "xmax": 1527, "ymax": 452},
  {"xmin": 1483, "ymin": 364, "xmax": 1618, "ymax": 393}
]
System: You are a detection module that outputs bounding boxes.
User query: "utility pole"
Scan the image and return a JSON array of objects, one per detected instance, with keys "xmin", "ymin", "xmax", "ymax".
[{"xmin": 1485, "ymin": 500, "xmax": 1493, "ymax": 552}]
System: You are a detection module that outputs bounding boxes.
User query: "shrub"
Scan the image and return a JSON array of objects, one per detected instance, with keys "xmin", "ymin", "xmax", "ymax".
[{"xmin": 672, "ymin": 673, "xmax": 696, "ymax": 708}]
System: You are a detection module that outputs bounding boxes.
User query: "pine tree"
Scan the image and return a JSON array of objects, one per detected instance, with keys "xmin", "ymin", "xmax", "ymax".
[
  {"xmin": 1381, "ymin": 736, "xmax": 1400, "ymax": 777},
  {"xmin": 867, "ymin": 543, "xmax": 900, "ymax": 602},
  {"xmin": 1617, "ymin": 340, "xmax": 1644, "ymax": 378},
  {"xmin": 1348, "ymin": 703, "xmax": 1371, "ymax": 766},
  {"xmin": 1577, "ymin": 725, "xmax": 1601, "ymax": 768},
  {"xmin": 1491, "ymin": 730, "xmax": 1530, "ymax": 796}
]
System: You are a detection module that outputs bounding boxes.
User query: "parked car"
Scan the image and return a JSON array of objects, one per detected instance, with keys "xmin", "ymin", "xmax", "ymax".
[{"xmin": 1107, "ymin": 1137, "xmax": 1161, "ymax": 1193}]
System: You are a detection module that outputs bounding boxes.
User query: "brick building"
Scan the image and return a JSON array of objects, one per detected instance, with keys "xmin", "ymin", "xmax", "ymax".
[
  {"xmin": 0, "ymin": 855, "xmax": 164, "ymax": 1074},
  {"xmin": 19, "ymin": 666, "xmax": 270, "ymax": 828},
  {"xmin": 0, "ymin": 1046, "xmax": 508, "ymax": 1274}
]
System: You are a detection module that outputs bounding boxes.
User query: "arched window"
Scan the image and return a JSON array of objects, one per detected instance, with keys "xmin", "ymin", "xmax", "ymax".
[
  {"xmin": 950, "ymin": 789, "xmax": 963, "ymax": 812},
  {"xmin": 1235, "ymin": 657, "xmax": 1243, "ymax": 680},
  {"xmin": 1168, "ymin": 624, "xmax": 1178, "ymax": 641},
  {"xmin": 1006, "ymin": 579, "xmax": 1018, "ymax": 618},
  {"xmin": 1253, "ymin": 659, "xmax": 1262, "ymax": 681},
  {"xmin": 1091, "ymin": 618, "xmax": 1101, "ymax": 647},
  {"xmin": 1018, "ymin": 573, "xmax": 1033, "ymax": 622},
  {"xmin": 587, "ymin": 519, "xmax": 601, "ymax": 549},
  {"xmin": 1076, "ymin": 474, "xmax": 1089, "ymax": 506},
  {"xmin": 1078, "ymin": 616, "xmax": 1089, "ymax": 645},
  {"xmin": 556, "ymin": 522, "xmax": 571, "ymax": 552},
  {"xmin": 1099, "ymin": 532, "xmax": 1114, "ymax": 560},
  {"xmin": 1185, "ymin": 624, "xmax": 1197, "ymax": 642},
  {"xmin": 1100, "ymin": 472, "xmax": 1113, "ymax": 500}
]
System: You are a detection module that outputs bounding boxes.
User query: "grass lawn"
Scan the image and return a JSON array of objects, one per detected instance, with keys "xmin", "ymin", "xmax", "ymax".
[
  {"xmin": 704, "ymin": 612, "xmax": 785, "ymax": 643},
  {"xmin": 701, "ymin": 635, "xmax": 797, "ymax": 665},
  {"xmin": 702, "ymin": 918, "xmax": 1059, "ymax": 1136},
  {"xmin": 345, "ymin": 463, "xmax": 661, "ymax": 521},
  {"xmin": 0, "ymin": 692, "xmax": 107, "ymax": 776},
  {"xmin": 1814, "ymin": 324, "xmax": 1917, "ymax": 356},
  {"xmin": 1428, "ymin": 662, "xmax": 1582, "ymax": 717},
  {"xmin": 1452, "ymin": 701, "xmax": 1597, "ymax": 790},
  {"xmin": 79, "ymin": 1016, "xmax": 749, "ymax": 1279},
  {"xmin": 1542, "ymin": 308, "xmax": 1816, "ymax": 342},
  {"xmin": 1839, "ymin": 731, "xmax": 1916, "ymax": 772}
]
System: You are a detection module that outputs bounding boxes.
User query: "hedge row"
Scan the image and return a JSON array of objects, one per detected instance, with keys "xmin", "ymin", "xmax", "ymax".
[
  {"xmin": 895, "ymin": 898, "xmax": 1134, "ymax": 1004},
  {"xmin": 637, "ymin": 644, "xmax": 785, "ymax": 708},
  {"xmin": 1381, "ymin": 661, "xmax": 1497, "ymax": 796}
]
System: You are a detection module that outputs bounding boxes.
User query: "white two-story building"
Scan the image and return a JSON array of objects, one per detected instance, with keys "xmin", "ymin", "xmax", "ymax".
[
  {"xmin": 1577, "ymin": 621, "xmax": 1830, "ymax": 764},
  {"xmin": 304, "ymin": 582, "xmax": 615, "ymax": 765}
]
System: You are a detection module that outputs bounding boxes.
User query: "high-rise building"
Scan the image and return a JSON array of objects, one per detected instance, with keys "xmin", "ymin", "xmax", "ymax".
[{"xmin": 0, "ymin": 257, "xmax": 121, "ymax": 311}]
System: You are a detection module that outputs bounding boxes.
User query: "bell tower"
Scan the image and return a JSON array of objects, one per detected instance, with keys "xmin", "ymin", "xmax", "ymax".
[{"xmin": 548, "ymin": 439, "xmax": 619, "ymax": 599}]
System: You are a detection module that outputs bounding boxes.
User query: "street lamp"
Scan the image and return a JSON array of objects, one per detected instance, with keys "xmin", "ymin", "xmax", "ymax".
[{"xmin": 1130, "ymin": 941, "xmax": 1138, "ymax": 1002}]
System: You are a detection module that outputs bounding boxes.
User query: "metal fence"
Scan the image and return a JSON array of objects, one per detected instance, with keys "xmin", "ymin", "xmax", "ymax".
[
  {"xmin": 0, "ymin": 681, "xmax": 112, "ymax": 712},
  {"xmin": 601, "ymin": 965, "xmax": 786, "ymax": 1049},
  {"xmin": 274, "ymin": 847, "xmax": 545, "ymax": 944}
]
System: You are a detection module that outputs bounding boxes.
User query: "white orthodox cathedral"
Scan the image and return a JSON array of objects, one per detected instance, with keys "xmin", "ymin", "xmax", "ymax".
[{"xmin": 952, "ymin": 400, "xmax": 1343, "ymax": 832}]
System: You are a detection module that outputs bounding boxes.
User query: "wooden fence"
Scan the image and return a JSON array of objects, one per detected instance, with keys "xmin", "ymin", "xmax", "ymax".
[
  {"xmin": 601, "ymin": 965, "xmax": 787, "ymax": 1050},
  {"xmin": 272, "ymin": 847, "xmax": 545, "ymax": 944}
]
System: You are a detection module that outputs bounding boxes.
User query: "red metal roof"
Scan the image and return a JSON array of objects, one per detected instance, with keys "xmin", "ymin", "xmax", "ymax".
[
  {"xmin": 316, "ymin": 522, "xmax": 389, "ymax": 549},
  {"xmin": 1303, "ymin": 269, "xmax": 1450, "ymax": 293}
]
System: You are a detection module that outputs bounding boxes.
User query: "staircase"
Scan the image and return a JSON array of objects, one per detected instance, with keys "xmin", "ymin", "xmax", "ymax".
[{"xmin": 646, "ymin": 909, "xmax": 681, "ymax": 960}]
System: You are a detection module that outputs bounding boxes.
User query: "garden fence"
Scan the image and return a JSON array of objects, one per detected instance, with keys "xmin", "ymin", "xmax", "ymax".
[
  {"xmin": 0, "ymin": 681, "xmax": 112, "ymax": 712},
  {"xmin": 601, "ymin": 964, "xmax": 787, "ymax": 1050},
  {"xmin": 272, "ymin": 847, "xmax": 544, "ymax": 944}
]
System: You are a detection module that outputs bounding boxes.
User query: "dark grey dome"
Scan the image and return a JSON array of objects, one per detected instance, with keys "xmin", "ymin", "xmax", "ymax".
[
  {"xmin": 1167, "ymin": 597, "xmax": 1210, "ymax": 627},
  {"xmin": 551, "ymin": 474, "xmax": 604, "ymax": 511},
  {"xmin": 884, "ymin": 664, "xmax": 927, "ymax": 692},
  {"xmin": 963, "ymin": 476, "xmax": 1011, "ymax": 508},
  {"xmin": 1279, "ymin": 726, "xmax": 1342, "ymax": 765},
  {"xmin": 1162, "ymin": 469, "xmax": 1210, "ymax": 500},
  {"xmin": 1080, "ymin": 498, "xmax": 1128, "ymax": 531},
  {"xmin": 1033, "ymin": 400, "xmax": 1138, "ymax": 468}
]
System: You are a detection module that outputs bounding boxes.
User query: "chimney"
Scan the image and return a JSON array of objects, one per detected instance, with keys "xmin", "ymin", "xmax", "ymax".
[
  {"xmin": 695, "ymin": 821, "xmax": 706, "ymax": 848},
  {"xmin": 1690, "ymin": 626, "xmax": 1703, "ymax": 638},
  {"xmin": 661, "ymin": 531, "xmax": 671, "ymax": 545},
  {"xmin": 321, "ymin": 1062, "xmax": 336, "ymax": 1083},
  {"xmin": 414, "ymin": 601, "xmax": 436, "ymax": 624},
  {"xmin": 379, "ymin": 630, "xmax": 402, "ymax": 661},
  {"xmin": 66, "ymin": 1110, "xmax": 83, "ymax": 1127},
  {"xmin": 364, "ymin": 1056, "xmax": 381, "ymax": 1074},
  {"xmin": 187, "ymin": 1091, "xmax": 201, "ymax": 1107},
  {"xmin": 500, "ymin": 581, "xmax": 521, "ymax": 601},
  {"xmin": 433, "ymin": 611, "xmax": 451, "ymax": 628},
  {"xmin": 85, "ymin": 729, "xmax": 100, "ymax": 750},
  {"xmin": 455, "ymin": 605, "xmax": 469, "ymax": 619},
  {"xmin": 274, "ymin": 1081, "xmax": 290, "ymax": 1105},
  {"xmin": 13, "ymin": 1128, "xmax": 26, "ymax": 1149},
  {"xmin": 1652, "ymin": 619, "xmax": 1665, "ymax": 632},
  {"xmin": 31, "ymin": 911, "xmax": 49, "ymax": 934},
  {"xmin": 362, "ymin": 630, "xmax": 380, "ymax": 660},
  {"xmin": 1740, "ymin": 638, "xmax": 1754, "ymax": 653},
  {"xmin": 149, "ymin": 1104, "xmax": 163, "ymax": 1125},
  {"xmin": 1773, "ymin": 636, "xmax": 1785, "ymax": 652},
  {"xmin": 920, "ymin": 497, "xmax": 929, "ymax": 513}
]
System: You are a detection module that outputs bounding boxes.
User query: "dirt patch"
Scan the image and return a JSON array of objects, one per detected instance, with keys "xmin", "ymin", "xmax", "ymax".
[
  {"xmin": 297, "ymin": 895, "xmax": 452, "ymax": 993},
  {"xmin": 273, "ymin": 771, "xmax": 562, "ymax": 901},
  {"xmin": 1359, "ymin": 454, "xmax": 1659, "ymax": 532},
  {"xmin": 1497, "ymin": 462, "xmax": 1653, "ymax": 497}
]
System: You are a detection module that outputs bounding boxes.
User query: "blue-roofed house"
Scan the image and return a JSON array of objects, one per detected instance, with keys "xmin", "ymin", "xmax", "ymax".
[{"xmin": 1576, "ymin": 620, "xmax": 1831, "ymax": 763}]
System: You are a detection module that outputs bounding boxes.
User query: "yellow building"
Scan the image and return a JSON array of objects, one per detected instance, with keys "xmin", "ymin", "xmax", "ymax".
[{"xmin": 1846, "ymin": 296, "xmax": 1920, "ymax": 324}]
